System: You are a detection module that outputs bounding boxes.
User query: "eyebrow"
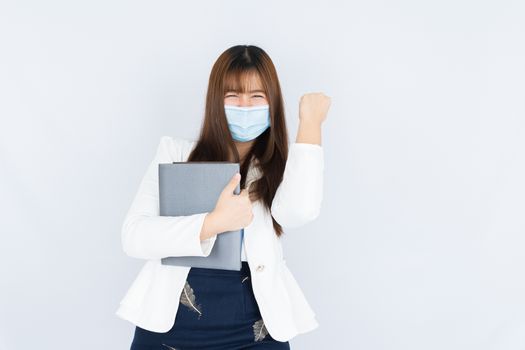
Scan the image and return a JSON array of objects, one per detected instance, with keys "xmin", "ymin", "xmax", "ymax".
[{"xmin": 226, "ymin": 90, "xmax": 266, "ymax": 94}]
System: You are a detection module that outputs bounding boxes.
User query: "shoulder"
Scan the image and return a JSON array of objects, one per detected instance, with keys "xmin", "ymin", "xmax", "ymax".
[
  {"xmin": 157, "ymin": 136, "xmax": 197, "ymax": 162},
  {"xmin": 158, "ymin": 135, "xmax": 195, "ymax": 148}
]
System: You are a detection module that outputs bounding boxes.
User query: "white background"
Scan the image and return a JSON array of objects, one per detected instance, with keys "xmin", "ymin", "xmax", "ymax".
[{"xmin": 1, "ymin": 1, "xmax": 524, "ymax": 349}]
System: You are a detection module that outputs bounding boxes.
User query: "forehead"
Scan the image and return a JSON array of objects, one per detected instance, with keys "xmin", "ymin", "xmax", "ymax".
[{"xmin": 224, "ymin": 70, "xmax": 265, "ymax": 93}]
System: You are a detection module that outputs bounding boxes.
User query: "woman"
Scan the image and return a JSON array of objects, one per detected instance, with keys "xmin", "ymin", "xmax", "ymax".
[{"xmin": 116, "ymin": 45, "xmax": 331, "ymax": 349}]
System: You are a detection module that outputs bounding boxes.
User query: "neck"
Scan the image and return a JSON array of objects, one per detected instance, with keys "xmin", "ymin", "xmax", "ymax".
[{"xmin": 233, "ymin": 140, "xmax": 254, "ymax": 163}]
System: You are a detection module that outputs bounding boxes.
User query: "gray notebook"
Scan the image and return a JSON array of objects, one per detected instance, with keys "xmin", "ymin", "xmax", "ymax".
[{"xmin": 159, "ymin": 161, "xmax": 243, "ymax": 271}]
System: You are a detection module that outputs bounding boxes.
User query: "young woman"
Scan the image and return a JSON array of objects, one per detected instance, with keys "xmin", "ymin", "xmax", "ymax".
[{"xmin": 116, "ymin": 45, "xmax": 331, "ymax": 350}]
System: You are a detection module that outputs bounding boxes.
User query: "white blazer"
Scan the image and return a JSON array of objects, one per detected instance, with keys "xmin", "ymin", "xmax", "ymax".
[{"xmin": 115, "ymin": 136, "xmax": 324, "ymax": 342}]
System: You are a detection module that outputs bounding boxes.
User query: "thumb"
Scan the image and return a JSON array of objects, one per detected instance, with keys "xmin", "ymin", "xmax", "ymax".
[{"xmin": 222, "ymin": 173, "xmax": 241, "ymax": 196}]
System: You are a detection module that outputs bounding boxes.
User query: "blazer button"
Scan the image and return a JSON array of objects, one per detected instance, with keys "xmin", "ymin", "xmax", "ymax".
[{"xmin": 256, "ymin": 264, "xmax": 265, "ymax": 272}]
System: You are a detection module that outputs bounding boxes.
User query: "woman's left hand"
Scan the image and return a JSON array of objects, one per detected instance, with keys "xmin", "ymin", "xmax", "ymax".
[{"xmin": 299, "ymin": 92, "xmax": 331, "ymax": 125}]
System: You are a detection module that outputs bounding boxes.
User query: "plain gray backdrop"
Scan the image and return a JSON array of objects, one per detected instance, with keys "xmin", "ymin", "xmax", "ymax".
[{"xmin": 1, "ymin": 0, "xmax": 524, "ymax": 349}]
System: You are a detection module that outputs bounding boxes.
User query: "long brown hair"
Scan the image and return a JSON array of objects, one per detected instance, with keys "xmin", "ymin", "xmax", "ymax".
[{"xmin": 187, "ymin": 45, "xmax": 289, "ymax": 238}]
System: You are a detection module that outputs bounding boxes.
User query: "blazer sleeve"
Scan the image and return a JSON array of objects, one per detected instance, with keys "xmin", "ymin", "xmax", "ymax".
[
  {"xmin": 121, "ymin": 136, "xmax": 218, "ymax": 260},
  {"xmin": 270, "ymin": 142, "xmax": 324, "ymax": 228}
]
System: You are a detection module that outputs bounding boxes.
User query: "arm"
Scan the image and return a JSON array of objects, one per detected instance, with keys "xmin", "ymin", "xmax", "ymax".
[
  {"xmin": 270, "ymin": 93, "xmax": 329, "ymax": 228},
  {"xmin": 121, "ymin": 136, "xmax": 218, "ymax": 260},
  {"xmin": 270, "ymin": 139, "xmax": 324, "ymax": 228}
]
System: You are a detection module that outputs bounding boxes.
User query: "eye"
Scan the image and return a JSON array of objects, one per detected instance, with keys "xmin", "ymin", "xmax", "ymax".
[
  {"xmin": 253, "ymin": 95, "xmax": 265, "ymax": 98},
  {"xmin": 225, "ymin": 94, "xmax": 238, "ymax": 98}
]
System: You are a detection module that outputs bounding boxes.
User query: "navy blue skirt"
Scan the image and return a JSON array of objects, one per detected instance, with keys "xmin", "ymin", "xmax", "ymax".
[{"xmin": 130, "ymin": 262, "xmax": 291, "ymax": 350}]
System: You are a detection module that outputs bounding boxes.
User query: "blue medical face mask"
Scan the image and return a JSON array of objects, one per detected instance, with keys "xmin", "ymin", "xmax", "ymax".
[{"xmin": 224, "ymin": 104, "xmax": 271, "ymax": 142}]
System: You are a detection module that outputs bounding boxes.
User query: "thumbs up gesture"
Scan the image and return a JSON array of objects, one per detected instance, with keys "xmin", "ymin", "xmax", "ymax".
[{"xmin": 210, "ymin": 173, "xmax": 254, "ymax": 234}]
